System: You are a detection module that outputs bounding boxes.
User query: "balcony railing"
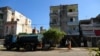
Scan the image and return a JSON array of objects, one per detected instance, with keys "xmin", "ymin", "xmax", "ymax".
[
  {"xmin": 50, "ymin": 13, "xmax": 58, "ymax": 16},
  {"xmin": 68, "ymin": 32, "xmax": 79, "ymax": 35},
  {"xmin": 83, "ymin": 32, "xmax": 94, "ymax": 35},
  {"xmin": 67, "ymin": 12, "xmax": 78, "ymax": 16},
  {"xmin": 81, "ymin": 27, "xmax": 93, "ymax": 30},
  {"xmin": 93, "ymin": 24, "xmax": 100, "ymax": 27},
  {"xmin": 0, "ymin": 11, "xmax": 3, "ymax": 13},
  {"xmin": 67, "ymin": 22, "xmax": 79, "ymax": 25},
  {"xmin": 81, "ymin": 25, "xmax": 100, "ymax": 30},
  {"xmin": 83, "ymin": 34, "xmax": 96, "ymax": 37},
  {"xmin": 67, "ymin": 31, "xmax": 79, "ymax": 35},
  {"xmin": 80, "ymin": 24, "xmax": 93, "ymax": 26},
  {"xmin": 93, "ymin": 27, "xmax": 100, "ymax": 30},
  {"xmin": 81, "ymin": 24, "xmax": 100, "ymax": 27}
]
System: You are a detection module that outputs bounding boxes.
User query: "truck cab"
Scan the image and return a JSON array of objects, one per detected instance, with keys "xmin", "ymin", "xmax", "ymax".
[{"xmin": 3, "ymin": 35, "xmax": 17, "ymax": 50}]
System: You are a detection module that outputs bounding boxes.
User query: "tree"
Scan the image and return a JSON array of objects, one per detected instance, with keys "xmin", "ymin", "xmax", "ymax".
[{"xmin": 43, "ymin": 28, "xmax": 66, "ymax": 45}]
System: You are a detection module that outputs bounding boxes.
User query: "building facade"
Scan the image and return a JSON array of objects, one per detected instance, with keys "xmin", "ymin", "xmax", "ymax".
[
  {"xmin": 79, "ymin": 15, "xmax": 100, "ymax": 47},
  {"xmin": 40, "ymin": 26, "xmax": 46, "ymax": 34},
  {"xmin": 50, "ymin": 4, "xmax": 79, "ymax": 36},
  {"xmin": 0, "ymin": 6, "xmax": 32, "ymax": 36},
  {"xmin": 50, "ymin": 4, "xmax": 79, "ymax": 47}
]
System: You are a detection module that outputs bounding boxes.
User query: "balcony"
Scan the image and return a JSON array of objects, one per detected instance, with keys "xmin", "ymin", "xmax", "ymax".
[
  {"xmin": 67, "ymin": 31, "xmax": 79, "ymax": 35},
  {"xmin": 0, "ymin": 11, "xmax": 3, "ymax": 13},
  {"xmin": 93, "ymin": 24, "xmax": 100, "ymax": 27},
  {"xmin": 83, "ymin": 32, "xmax": 94, "ymax": 35},
  {"xmin": 67, "ymin": 22, "xmax": 78, "ymax": 25},
  {"xmin": 68, "ymin": 32, "xmax": 79, "ymax": 35},
  {"xmin": 93, "ymin": 27, "xmax": 100, "ymax": 30},
  {"xmin": 67, "ymin": 12, "xmax": 78, "ymax": 16},
  {"xmin": 81, "ymin": 24, "xmax": 100, "ymax": 30},
  {"xmin": 50, "ymin": 22, "xmax": 59, "ymax": 26},
  {"xmin": 50, "ymin": 13, "xmax": 58, "ymax": 16},
  {"xmin": 80, "ymin": 24, "xmax": 93, "ymax": 26},
  {"xmin": 83, "ymin": 34, "xmax": 96, "ymax": 37},
  {"xmin": 81, "ymin": 27, "xmax": 93, "ymax": 30}
]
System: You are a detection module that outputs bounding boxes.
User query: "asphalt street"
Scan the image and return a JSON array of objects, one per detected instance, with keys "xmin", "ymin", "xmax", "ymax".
[{"xmin": 0, "ymin": 46, "xmax": 90, "ymax": 56}]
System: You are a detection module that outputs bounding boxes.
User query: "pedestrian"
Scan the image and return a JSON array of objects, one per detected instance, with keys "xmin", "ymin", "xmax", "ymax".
[
  {"xmin": 65, "ymin": 39, "xmax": 68, "ymax": 46},
  {"xmin": 68, "ymin": 38, "xmax": 71, "ymax": 50}
]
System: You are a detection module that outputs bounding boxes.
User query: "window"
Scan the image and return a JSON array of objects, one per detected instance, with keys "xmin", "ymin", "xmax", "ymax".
[
  {"xmin": 69, "ymin": 9, "xmax": 73, "ymax": 12},
  {"xmin": 70, "ymin": 17, "xmax": 73, "ymax": 22},
  {"xmin": 53, "ymin": 10, "xmax": 58, "ymax": 13},
  {"xmin": 70, "ymin": 27, "xmax": 76, "ymax": 31},
  {"xmin": 6, "ymin": 26, "xmax": 8, "ymax": 33},
  {"xmin": 69, "ymin": 17, "xmax": 76, "ymax": 22},
  {"xmin": 0, "ymin": 14, "xmax": 3, "ymax": 19},
  {"xmin": 17, "ymin": 18, "xmax": 19, "ymax": 21},
  {"xmin": 11, "ymin": 18, "xmax": 14, "ymax": 21},
  {"xmin": 12, "ymin": 12, "xmax": 14, "ymax": 15},
  {"xmin": 11, "ymin": 26, "xmax": 14, "ymax": 34},
  {"xmin": 73, "ymin": 27, "xmax": 75, "ymax": 30},
  {"xmin": 53, "ymin": 19, "xmax": 57, "ymax": 23}
]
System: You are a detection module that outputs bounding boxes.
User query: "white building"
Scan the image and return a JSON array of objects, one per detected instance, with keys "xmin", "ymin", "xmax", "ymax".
[{"xmin": 0, "ymin": 6, "xmax": 32, "ymax": 36}]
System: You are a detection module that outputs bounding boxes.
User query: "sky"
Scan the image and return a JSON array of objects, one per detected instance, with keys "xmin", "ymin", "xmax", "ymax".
[{"xmin": 0, "ymin": 0, "xmax": 100, "ymax": 30}]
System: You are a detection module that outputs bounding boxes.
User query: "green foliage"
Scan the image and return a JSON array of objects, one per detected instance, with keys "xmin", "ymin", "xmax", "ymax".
[
  {"xmin": 18, "ymin": 33, "xmax": 38, "ymax": 35},
  {"xmin": 18, "ymin": 33, "xmax": 28, "ymax": 35},
  {"xmin": 43, "ymin": 28, "xmax": 66, "ymax": 44},
  {"xmin": 88, "ymin": 48, "xmax": 100, "ymax": 56}
]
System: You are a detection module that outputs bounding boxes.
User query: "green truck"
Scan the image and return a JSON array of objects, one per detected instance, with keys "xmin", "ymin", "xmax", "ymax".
[{"xmin": 3, "ymin": 34, "xmax": 43, "ymax": 51}]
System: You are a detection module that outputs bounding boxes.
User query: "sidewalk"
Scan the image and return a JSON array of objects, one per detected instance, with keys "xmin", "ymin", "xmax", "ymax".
[{"xmin": 55, "ymin": 47, "xmax": 88, "ymax": 50}]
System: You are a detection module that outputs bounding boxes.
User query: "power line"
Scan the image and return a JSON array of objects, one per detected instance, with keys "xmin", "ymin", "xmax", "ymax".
[{"xmin": 16, "ymin": 23, "xmax": 49, "ymax": 25}]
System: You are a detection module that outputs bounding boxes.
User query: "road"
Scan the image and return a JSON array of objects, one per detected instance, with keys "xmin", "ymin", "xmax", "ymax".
[{"xmin": 0, "ymin": 46, "xmax": 89, "ymax": 56}]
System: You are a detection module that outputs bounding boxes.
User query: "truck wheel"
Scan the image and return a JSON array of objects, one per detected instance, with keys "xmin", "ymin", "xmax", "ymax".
[
  {"xmin": 24, "ymin": 45, "xmax": 32, "ymax": 51},
  {"xmin": 6, "ymin": 45, "xmax": 11, "ymax": 50},
  {"xmin": 16, "ymin": 44, "xmax": 20, "ymax": 51},
  {"xmin": 33, "ymin": 45, "xmax": 37, "ymax": 51},
  {"xmin": 16, "ymin": 46, "xmax": 20, "ymax": 51}
]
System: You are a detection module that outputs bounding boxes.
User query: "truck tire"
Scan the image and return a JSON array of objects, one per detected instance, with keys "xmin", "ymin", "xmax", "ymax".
[
  {"xmin": 16, "ymin": 44, "xmax": 20, "ymax": 51},
  {"xmin": 6, "ymin": 45, "xmax": 12, "ymax": 50},
  {"xmin": 24, "ymin": 44, "xmax": 32, "ymax": 51},
  {"xmin": 16, "ymin": 46, "xmax": 20, "ymax": 51},
  {"xmin": 33, "ymin": 45, "xmax": 37, "ymax": 51}
]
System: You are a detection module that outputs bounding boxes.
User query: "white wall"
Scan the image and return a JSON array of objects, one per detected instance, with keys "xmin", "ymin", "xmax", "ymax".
[
  {"xmin": 14, "ymin": 11, "xmax": 32, "ymax": 34},
  {"xmin": 16, "ymin": 24, "xmax": 23, "ymax": 35},
  {"xmin": 4, "ymin": 24, "xmax": 17, "ymax": 36},
  {"xmin": 5, "ymin": 10, "xmax": 32, "ymax": 35},
  {"xmin": 14, "ymin": 11, "xmax": 26, "ymax": 24},
  {"xmin": 6, "ymin": 10, "xmax": 12, "ymax": 21}
]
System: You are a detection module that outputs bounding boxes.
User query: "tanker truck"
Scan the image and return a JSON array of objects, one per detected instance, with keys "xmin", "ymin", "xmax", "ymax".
[{"xmin": 3, "ymin": 34, "xmax": 43, "ymax": 51}]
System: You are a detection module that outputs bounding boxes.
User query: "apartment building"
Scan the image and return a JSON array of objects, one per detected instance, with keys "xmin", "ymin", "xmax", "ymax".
[
  {"xmin": 79, "ymin": 15, "xmax": 100, "ymax": 47},
  {"xmin": 50, "ymin": 4, "xmax": 79, "ymax": 47},
  {"xmin": 0, "ymin": 6, "xmax": 32, "ymax": 36},
  {"xmin": 50, "ymin": 4, "xmax": 79, "ymax": 36}
]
